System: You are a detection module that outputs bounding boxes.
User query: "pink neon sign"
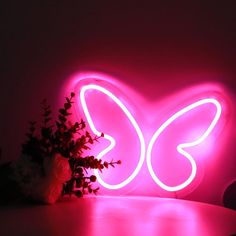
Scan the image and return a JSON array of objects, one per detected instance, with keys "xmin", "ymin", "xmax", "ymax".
[{"xmin": 78, "ymin": 81, "xmax": 222, "ymax": 193}]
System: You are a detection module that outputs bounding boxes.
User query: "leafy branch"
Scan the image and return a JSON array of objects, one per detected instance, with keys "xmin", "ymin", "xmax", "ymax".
[{"xmin": 22, "ymin": 92, "xmax": 121, "ymax": 198}]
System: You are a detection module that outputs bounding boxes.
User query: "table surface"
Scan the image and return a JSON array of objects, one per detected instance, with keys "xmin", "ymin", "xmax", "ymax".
[{"xmin": 0, "ymin": 196, "xmax": 236, "ymax": 236}]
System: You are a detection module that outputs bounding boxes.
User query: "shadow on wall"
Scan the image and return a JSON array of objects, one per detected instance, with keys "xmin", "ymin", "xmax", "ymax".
[{"xmin": 223, "ymin": 181, "xmax": 236, "ymax": 210}]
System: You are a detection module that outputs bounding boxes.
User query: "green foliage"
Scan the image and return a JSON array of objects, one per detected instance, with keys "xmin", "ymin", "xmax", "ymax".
[{"xmin": 22, "ymin": 92, "xmax": 121, "ymax": 198}]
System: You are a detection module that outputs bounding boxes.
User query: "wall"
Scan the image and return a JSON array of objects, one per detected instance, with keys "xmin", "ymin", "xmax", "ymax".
[{"xmin": 1, "ymin": 1, "xmax": 236, "ymax": 205}]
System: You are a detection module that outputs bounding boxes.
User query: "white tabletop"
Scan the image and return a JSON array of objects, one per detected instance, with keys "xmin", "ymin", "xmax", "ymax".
[{"xmin": 0, "ymin": 196, "xmax": 235, "ymax": 236}]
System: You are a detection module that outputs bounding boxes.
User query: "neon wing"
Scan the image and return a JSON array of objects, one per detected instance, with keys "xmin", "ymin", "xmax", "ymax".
[
  {"xmin": 146, "ymin": 98, "xmax": 222, "ymax": 192},
  {"xmin": 80, "ymin": 84, "xmax": 146, "ymax": 190}
]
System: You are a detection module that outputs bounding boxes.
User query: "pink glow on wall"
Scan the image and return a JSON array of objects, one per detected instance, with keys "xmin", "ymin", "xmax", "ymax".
[{"xmin": 65, "ymin": 72, "xmax": 229, "ymax": 197}]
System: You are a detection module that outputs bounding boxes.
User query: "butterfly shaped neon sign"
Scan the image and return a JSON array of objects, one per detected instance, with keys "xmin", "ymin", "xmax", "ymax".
[{"xmin": 73, "ymin": 74, "xmax": 223, "ymax": 193}]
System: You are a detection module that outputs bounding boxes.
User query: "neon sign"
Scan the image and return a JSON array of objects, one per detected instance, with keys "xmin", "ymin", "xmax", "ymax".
[{"xmin": 78, "ymin": 79, "xmax": 223, "ymax": 193}]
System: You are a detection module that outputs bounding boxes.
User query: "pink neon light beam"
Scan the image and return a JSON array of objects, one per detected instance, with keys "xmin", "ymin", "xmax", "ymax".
[
  {"xmin": 80, "ymin": 84, "xmax": 146, "ymax": 189},
  {"xmin": 146, "ymin": 98, "xmax": 222, "ymax": 191}
]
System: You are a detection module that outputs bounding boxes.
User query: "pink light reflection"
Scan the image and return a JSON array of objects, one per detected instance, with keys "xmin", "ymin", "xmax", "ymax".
[{"xmin": 91, "ymin": 196, "xmax": 236, "ymax": 236}]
